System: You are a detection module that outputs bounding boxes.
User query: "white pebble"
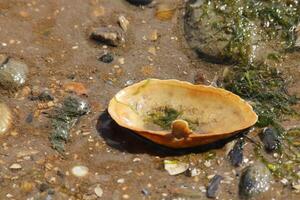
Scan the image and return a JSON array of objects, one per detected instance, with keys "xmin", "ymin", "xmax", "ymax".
[{"xmin": 71, "ymin": 165, "xmax": 89, "ymax": 177}]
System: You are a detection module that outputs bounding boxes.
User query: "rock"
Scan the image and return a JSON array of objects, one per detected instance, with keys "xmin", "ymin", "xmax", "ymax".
[
  {"xmin": 164, "ymin": 160, "xmax": 189, "ymax": 175},
  {"xmin": 185, "ymin": 167, "xmax": 200, "ymax": 177},
  {"xmin": 71, "ymin": 165, "xmax": 89, "ymax": 177},
  {"xmin": 9, "ymin": 163, "xmax": 22, "ymax": 170},
  {"xmin": 239, "ymin": 163, "xmax": 271, "ymax": 198},
  {"xmin": 0, "ymin": 56, "xmax": 28, "ymax": 90},
  {"xmin": 184, "ymin": 0, "xmax": 290, "ymax": 64},
  {"xmin": 38, "ymin": 182, "xmax": 50, "ymax": 192},
  {"xmin": 206, "ymin": 175, "xmax": 223, "ymax": 198},
  {"xmin": 141, "ymin": 188, "xmax": 150, "ymax": 196},
  {"xmin": 118, "ymin": 15, "xmax": 129, "ymax": 32},
  {"xmin": 38, "ymin": 90, "xmax": 54, "ymax": 101},
  {"xmin": 90, "ymin": 27, "xmax": 125, "ymax": 47},
  {"xmin": 94, "ymin": 185, "xmax": 103, "ymax": 197},
  {"xmin": 20, "ymin": 181, "xmax": 34, "ymax": 193},
  {"xmin": 259, "ymin": 127, "xmax": 281, "ymax": 152},
  {"xmin": 99, "ymin": 52, "xmax": 114, "ymax": 63},
  {"xmin": 126, "ymin": 0, "xmax": 152, "ymax": 6},
  {"xmin": 50, "ymin": 96, "xmax": 90, "ymax": 152},
  {"xmin": 228, "ymin": 138, "xmax": 244, "ymax": 167}
]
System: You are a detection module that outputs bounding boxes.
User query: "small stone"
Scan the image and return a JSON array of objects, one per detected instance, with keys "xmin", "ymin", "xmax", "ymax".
[
  {"xmin": 239, "ymin": 163, "xmax": 271, "ymax": 198},
  {"xmin": 94, "ymin": 185, "xmax": 103, "ymax": 197},
  {"xmin": 63, "ymin": 82, "xmax": 88, "ymax": 96},
  {"xmin": 149, "ymin": 29, "xmax": 158, "ymax": 41},
  {"xmin": 228, "ymin": 138, "xmax": 244, "ymax": 167},
  {"xmin": 38, "ymin": 90, "xmax": 54, "ymax": 101},
  {"xmin": 122, "ymin": 194, "xmax": 130, "ymax": 199},
  {"xmin": 148, "ymin": 46, "xmax": 156, "ymax": 55},
  {"xmin": 118, "ymin": 15, "xmax": 129, "ymax": 32},
  {"xmin": 20, "ymin": 181, "xmax": 34, "ymax": 193},
  {"xmin": 99, "ymin": 53, "xmax": 114, "ymax": 63},
  {"xmin": 126, "ymin": 0, "xmax": 153, "ymax": 6},
  {"xmin": 38, "ymin": 183, "xmax": 50, "ymax": 192},
  {"xmin": 71, "ymin": 165, "xmax": 89, "ymax": 177},
  {"xmin": 90, "ymin": 27, "xmax": 125, "ymax": 47},
  {"xmin": 141, "ymin": 188, "xmax": 150, "ymax": 196},
  {"xmin": 0, "ymin": 57, "xmax": 28, "ymax": 90},
  {"xmin": 206, "ymin": 175, "xmax": 223, "ymax": 198},
  {"xmin": 259, "ymin": 127, "xmax": 281, "ymax": 152},
  {"xmin": 10, "ymin": 163, "xmax": 22, "ymax": 170},
  {"xmin": 185, "ymin": 167, "xmax": 200, "ymax": 177},
  {"xmin": 117, "ymin": 178, "xmax": 125, "ymax": 184}
]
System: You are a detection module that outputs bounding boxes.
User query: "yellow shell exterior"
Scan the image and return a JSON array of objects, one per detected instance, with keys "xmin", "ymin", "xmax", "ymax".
[{"xmin": 108, "ymin": 79, "xmax": 258, "ymax": 148}]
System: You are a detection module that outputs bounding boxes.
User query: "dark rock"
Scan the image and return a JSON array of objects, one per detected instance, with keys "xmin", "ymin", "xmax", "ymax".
[
  {"xmin": 90, "ymin": 27, "xmax": 125, "ymax": 47},
  {"xmin": 228, "ymin": 138, "xmax": 244, "ymax": 167},
  {"xmin": 38, "ymin": 182, "xmax": 50, "ymax": 192},
  {"xmin": 126, "ymin": 0, "xmax": 152, "ymax": 6},
  {"xmin": 0, "ymin": 56, "xmax": 28, "ymax": 90},
  {"xmin": 206, "ymin": 175, "xmax": 223, "ymax": 198},
  {"xmin": 38, "ymin": 90, "xmax": 54, "ymax": 101},
  {"xmin": 260, "ymin": 127, "xmax": 281, "ymax": 152},
  {"xmin": 50, "ymin": 96, "xmax": 90, "ymax": 152},
  {"xmin": 194, "ymin": 71, "xmax": 208, "ymax": 85},
  {"xmin": 25, "ymin": 113, "xmax": 34, "ymax": 123},
  {"xmin": 99, "ymin": 53, "xmax": 114, "ymax": 63},
  {"xmin": 239, "ymin": 163, "xmax": 271, "ymax": 198}
]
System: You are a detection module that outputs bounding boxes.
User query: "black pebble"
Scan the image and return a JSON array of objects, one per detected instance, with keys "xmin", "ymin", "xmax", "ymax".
[
  {"xmin": 99, "ymin": 53, "xmax": 114, "ymax": 63},
  {"xmin": 260, "ymin": 127, "xmax": 281, "ymax": 152},
  {"xmin": 126, "ymin": 0, "xmax": 153, "ymax": 6},
  {"xmin": 206, "ymin": 175, "xmax": 223, "ymax": 198},
  {"xmin": 38, "ymin": 183, "xmax": 50, "ymax": 192},
  {"xmin": 228, "ymin": 138, "xmax": 244, "ymax": 167}
]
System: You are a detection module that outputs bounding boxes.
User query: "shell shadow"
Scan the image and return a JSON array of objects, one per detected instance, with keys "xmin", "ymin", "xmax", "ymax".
[{"xmin": 96, "ymin": 110, "xmax": 248, "ymax": 157}]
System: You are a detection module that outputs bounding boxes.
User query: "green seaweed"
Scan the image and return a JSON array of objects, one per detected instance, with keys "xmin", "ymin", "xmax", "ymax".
[
  {"xmin": 199, "ymin": 0, "xmax": 300, "ymax": 64},
  {"xmin": 223, "ymin": 64, "xmax": 298, "ymax": 128},
  {"xmin": 147, "ymin": 107, "xmax": 182, "ymax": 130}
]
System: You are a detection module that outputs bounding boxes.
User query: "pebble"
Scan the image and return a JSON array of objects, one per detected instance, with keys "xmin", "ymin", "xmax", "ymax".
[
  {"xmin": 71, "ymin": 165, "xmax": 89, "ymax": 177},
  {"xmin": 99, "ymin": 53, "xmax": 114, "ymax": 63},
  {"xmin": 259, "ymin": 127, "xmax": 281, "ymax": 152},
  {"xmin": 90, "ymin": 27, "xmax": 125, "ymax": 47},
  {"xmin": 0, "ymin": 55, "xmax": 28, "ymax": 90},
  {"xmin": 94, "ymin": 185, "xmax": 103, "ymax": 197},
  {"xmin": 126, "ymin": 0, "xmax": 153, "ymax": 6},
  {"xmin": 20, "ymin": 181, "xmax": 34, "ymax": 193},
  {"xmin": 206, "ymin": 175, "xmax": 223, "ymax": 198},
  {"xmin": 228, "ymin": 138, "xmax": 244, "ymax": 167},
  {"xmin": 117, "ymin": 178, "xmax": 125, "ymax": 184},
  {"xmin": 239, "ymin": 162, "xmax": 271, "ymax": 198},
  {"xmin": 10, "ymin": 163, "xmax": 22, "ymax": 170}
]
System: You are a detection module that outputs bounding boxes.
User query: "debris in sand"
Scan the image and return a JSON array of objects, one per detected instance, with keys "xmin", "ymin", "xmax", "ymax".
[
  {"xmin": 164, "ymin": 160, "xmax": 189, "ymax": 175},
  {"xmin": 9, "ymin": 163, "xmax": 22, "ymax": 170},
  {"xmin": 94, "ymin": 185, "xmax": 103, "ymax": 197},
  {"xmin": 118, "ymin": 15, "xmax": 129, "ymax": 32},
  {"xmin": 99, "ymin": 52, "xmax": 114, "ymax": 63},
  {"xmin": 90, "ymin": 27, "xmax": 125, "ymax": 47},
  {"xmin": 126, "ymin": 0, "xmax": 153, "ymax": 6}
]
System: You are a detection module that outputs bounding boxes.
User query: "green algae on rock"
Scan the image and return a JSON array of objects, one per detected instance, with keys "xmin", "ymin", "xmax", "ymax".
[
  {"xmin": 185, "ymin": 0, "xmax": 300, "ymax": 64},
  {"xmin": 50, "ymin": 96, "xmax": 90, "ymax": 153}
]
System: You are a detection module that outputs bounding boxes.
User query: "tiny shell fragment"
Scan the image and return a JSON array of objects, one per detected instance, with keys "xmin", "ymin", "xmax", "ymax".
[
  {"xmin": 0, "ymin": 102, "xmax": 12, "ymax": 135},
  {"xmin": 164, "ymin": 160, "xmax": 189, "ymax": 175},
  {"xmin": 155, "ymin": 3, "xmax": 176, "ymax": 21}
]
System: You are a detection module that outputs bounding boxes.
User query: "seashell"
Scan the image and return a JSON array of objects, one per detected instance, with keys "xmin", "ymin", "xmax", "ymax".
[
  {"xmin": 108, "ymin": 79, "xmax": 258, "ymax": 148},
  {"xmin": 155, "ymin": 3, "xmax": 176, "ymax": 21},
  {"xmin": 0, "ymin": 102, "xmax": 12, "ymax": 135}
]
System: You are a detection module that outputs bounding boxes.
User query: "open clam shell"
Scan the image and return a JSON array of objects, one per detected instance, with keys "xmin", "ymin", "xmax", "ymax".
[{"xmin": 108, "ymin": 79, "xmax": 258, "ymax": 148}]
